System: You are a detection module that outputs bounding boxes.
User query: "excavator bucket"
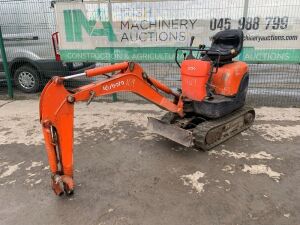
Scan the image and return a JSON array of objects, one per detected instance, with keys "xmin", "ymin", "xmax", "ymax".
[{"xmin": 147, "ymin": 117, "xmax": 194, "ymax": 147}]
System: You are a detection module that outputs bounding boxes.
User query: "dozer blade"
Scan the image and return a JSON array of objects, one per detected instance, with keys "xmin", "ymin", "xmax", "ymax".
[{"xmin": 147, "ymin": 117, "xmax": 194, "ymax": 147}]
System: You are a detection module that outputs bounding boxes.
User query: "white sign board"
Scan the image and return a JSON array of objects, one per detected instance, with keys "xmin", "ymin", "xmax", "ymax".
[{"xmin": 55, "ymin": 0, "xmax": 300, "ymax": 63}]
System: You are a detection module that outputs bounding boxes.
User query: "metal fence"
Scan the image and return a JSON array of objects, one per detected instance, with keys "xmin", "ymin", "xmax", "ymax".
[
  {"xmin": 0, "ymin": 0, "xmax": 299, "ymax": 107},
  {"xmin": 65, "ymin": 63, "xmax": 300, "ymax": 107}
]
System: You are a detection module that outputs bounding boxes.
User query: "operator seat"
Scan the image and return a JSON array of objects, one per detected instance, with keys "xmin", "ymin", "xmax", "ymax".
[{"xmin": 206, "ymin": 29, "xmax": 244, "ymax": 63}]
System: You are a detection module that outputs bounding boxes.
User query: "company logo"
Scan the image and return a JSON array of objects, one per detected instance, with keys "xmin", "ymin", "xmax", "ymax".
[
  {"xmin": 102, "ymin": 81, "xmax": 125, "ymax": 91},
  {"xmin": 187, "ymin": 66, "xmax": 196, "ymax": 71},
  {"xmin": 64, "ymin": 9, "xmax": 117, "ymax": 42}
]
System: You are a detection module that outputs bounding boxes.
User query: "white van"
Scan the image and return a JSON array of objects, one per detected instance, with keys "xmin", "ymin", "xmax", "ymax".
[{"xmin": 0, "ymin": 0, "xmax": 95, "ymax": 93}]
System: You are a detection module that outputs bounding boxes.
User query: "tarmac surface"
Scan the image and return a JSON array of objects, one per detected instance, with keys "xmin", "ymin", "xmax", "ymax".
[{"xmin": 0, "ymin": 100, "xmax": 299, "ymax": 225}]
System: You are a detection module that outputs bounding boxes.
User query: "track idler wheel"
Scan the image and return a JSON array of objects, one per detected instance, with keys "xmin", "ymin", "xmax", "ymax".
[
  {"xmin": 244, "ymin": 112, "xmax": 255, "ymax": 125},
  {"xmin": 205, "ymin": 127, "xmax": 222, "ymax": 145}
]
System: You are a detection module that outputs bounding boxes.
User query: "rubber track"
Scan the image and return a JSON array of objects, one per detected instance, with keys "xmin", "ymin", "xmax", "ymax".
[{"xmin": 192, "ymin": 106, "xmax": 255, "ymax": 150}]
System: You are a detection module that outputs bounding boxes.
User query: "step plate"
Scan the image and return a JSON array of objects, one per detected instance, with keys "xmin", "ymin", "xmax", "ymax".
[{"xmin": 147, "ymin": 117, "xmax": 194, "ymax": 147}]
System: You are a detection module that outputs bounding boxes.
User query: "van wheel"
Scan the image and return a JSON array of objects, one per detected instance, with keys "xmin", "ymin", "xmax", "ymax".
[{"xmin": 14, "ymin": 65, "xmax": 41, "ymax": 93}]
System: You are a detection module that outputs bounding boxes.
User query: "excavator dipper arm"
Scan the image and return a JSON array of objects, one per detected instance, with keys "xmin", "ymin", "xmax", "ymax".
[{"xmin": 39, "ymin": 62, "xmax": 183, "ymax": 195}]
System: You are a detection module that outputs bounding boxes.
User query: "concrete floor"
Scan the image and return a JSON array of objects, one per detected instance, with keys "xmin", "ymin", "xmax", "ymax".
[{"xmin": 0, "ymin": 100, "xmax": 299, "ymax": 225}]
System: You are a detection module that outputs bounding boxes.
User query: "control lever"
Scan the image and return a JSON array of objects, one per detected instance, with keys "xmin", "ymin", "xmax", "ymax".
[
  {"xmin": 186, "ymin": 36, "xmax": 195, "ymax": 60},
  {"xmin": 189, "ymin": 36, "xmax": 195, "ymax": 47}
]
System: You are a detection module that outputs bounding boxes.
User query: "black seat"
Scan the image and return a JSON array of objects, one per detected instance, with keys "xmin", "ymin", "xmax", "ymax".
[{"xmin": 206, "ymin": 29, "xmax": 244, "ymax": 62}]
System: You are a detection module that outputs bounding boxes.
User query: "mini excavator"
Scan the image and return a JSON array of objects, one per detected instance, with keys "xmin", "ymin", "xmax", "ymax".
[{"xmin": 40, "ymin": 30, "xmax": 255, "ymax": 195}]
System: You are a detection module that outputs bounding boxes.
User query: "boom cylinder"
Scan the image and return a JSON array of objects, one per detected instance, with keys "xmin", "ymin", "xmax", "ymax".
[
  {"xmin": 148, "ymin": 76, "xmax": 179, "ymax": 97},
  {"xmin": 85, "ymin": 62, "xmax": 129, "ymax": 77}
]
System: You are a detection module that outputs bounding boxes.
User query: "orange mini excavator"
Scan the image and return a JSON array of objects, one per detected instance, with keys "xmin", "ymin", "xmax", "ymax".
[{"xmin": 40, "ymin": 30, "xmax": 255, "ymax": 195}]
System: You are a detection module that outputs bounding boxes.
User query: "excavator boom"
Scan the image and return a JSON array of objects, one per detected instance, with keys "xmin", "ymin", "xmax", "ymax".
[{"xmin": 39, "ymin": 62, "xmax": 184, "ymax": 195}]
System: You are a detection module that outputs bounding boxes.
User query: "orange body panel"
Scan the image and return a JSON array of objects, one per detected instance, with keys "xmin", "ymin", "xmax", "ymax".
[
  {"xmin": 211, "ymin": 61, "xmax": 248, "ymax": 96},
  {"xmin": 181, "ymin": 59, "xmax": 211, "ymax": 101}
]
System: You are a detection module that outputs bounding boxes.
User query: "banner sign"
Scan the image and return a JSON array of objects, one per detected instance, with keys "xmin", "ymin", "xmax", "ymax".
[{"xmin": 55, "ymin": 1, "xmax": 300, "ymax": 63}]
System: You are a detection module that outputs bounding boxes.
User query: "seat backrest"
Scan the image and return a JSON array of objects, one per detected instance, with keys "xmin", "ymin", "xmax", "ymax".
[{"xmin": 210, "ymin": 29, "xmax": 244, "ymax": 61}]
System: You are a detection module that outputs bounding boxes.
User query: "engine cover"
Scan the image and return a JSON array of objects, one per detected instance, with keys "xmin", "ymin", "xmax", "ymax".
[
  {"xmin": 211, "ymin": 61, "xmax": 248, "ymax": 96},
  {"xmin": 181, "ymin": 59, "xmax": 211, "ymax": 101}
]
